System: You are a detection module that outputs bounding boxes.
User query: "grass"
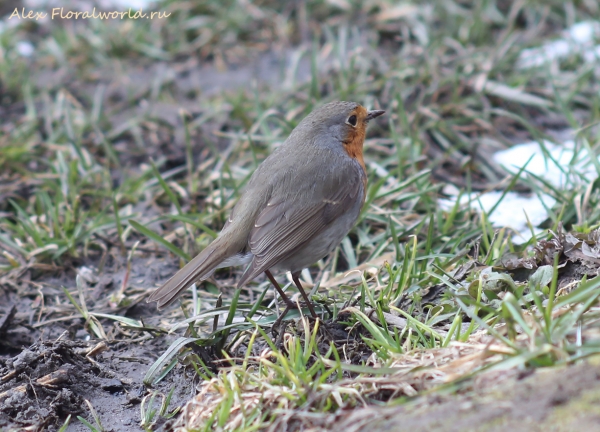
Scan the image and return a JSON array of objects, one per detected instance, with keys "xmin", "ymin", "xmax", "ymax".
[{"xmin": 2, "ymin": 0, "xmax": 600, "ymax": 430}]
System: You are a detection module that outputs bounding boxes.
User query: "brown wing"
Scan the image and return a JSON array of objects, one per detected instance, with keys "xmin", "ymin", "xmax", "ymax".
[{"xmin": 236, "ymin": 175, "xmax": 364, "ymax": 286}]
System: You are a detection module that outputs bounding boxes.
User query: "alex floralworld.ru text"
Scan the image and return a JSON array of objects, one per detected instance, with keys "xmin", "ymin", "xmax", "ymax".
[{"xmin": 9, "ymin": 7, "xmax": 171, "ymax": 20}]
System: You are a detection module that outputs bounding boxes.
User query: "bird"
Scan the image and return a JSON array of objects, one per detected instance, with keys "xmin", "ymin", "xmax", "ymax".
[{"xmin": 148, "ymin": 101, "xmax": 385, "ymax": 320}]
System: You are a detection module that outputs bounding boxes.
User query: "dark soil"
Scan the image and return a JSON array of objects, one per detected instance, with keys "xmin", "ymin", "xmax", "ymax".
[
  {"xmin": 0, "ymin": 253, "xmax": 197, "ymax": 431},
  {"xmin": 0, "ymin": 337, "xmax": 195, "ymax": 432}
]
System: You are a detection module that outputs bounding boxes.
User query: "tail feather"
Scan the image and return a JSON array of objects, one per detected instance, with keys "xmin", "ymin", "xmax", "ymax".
[{"xmin": 147, "ymin": 238, "xmax": 232, "ymax": 309}]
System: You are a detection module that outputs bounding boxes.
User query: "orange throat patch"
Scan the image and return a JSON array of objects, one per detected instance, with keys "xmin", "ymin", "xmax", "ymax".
[{"xmin": 343, "ymin": 106, "xmax": 368, "ymax": 200}]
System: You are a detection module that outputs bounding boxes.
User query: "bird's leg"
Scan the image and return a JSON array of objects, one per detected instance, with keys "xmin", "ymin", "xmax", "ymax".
[
  {"xmin": 264, "ymin": 270, "xmax": 295, "ymax": 308},
  {"xmin": 291, "ymin": 271, "xmax": 318, "ymax": 318},
  {"xmin": 265, "ymin": 270, "xmax": 296, "ymax": 328},
  {"xmin": 271, "ymin": 303, "xmax": 293, "ymax": 330},
  {"xmin": 264, "ymin": 270, "xmax": 318, "ymax": 324}
]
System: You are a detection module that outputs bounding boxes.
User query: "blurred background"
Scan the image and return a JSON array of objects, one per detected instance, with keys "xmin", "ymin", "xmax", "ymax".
[
  {"xmin": 3, "ymin": 0, "xmax": 600, "ymax": 275},
  {"xmin": 2, "ymin": 0, "xmax": 600, "ymax": 431}
]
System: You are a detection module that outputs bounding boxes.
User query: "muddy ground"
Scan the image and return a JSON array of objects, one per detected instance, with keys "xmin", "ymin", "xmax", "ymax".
[
  {"xmin": 0, "ymin": 254, "xmax": 198, "ymax": 432},
  {"xmin": 0, "ymin": 337, "xmax": 195, "ymax": 431}
]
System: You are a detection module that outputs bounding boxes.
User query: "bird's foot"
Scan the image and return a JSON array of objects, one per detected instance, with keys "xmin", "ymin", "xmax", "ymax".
[{"xmin": 271, "ymin": 300, "xmax": 322, "ymax": 334}]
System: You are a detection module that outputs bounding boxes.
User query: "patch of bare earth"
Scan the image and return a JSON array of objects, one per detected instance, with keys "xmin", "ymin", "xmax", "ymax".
[
  {"xmin": 0, "ymin": 254, "xmax": 195, "ymax": 431},
  {"xmin": 0, "ymin": 337, "xmax": 195, "ymax": 432}
]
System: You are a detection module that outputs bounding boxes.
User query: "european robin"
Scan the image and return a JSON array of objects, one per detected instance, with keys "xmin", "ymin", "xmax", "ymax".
[{"xmin": 148, "ymin": 101, "xmax": 385, "ymax": 319}]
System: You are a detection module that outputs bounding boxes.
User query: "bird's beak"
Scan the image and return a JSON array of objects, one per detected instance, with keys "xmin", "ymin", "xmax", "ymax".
[{"xmin": 365, "ymin": 110, "xmax": 385, "ymax": 121}]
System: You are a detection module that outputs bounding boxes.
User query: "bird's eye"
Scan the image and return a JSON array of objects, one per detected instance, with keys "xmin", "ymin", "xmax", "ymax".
[{"xmin": 346, "ymin": 115, "xmax": 357, "ymax": 127}]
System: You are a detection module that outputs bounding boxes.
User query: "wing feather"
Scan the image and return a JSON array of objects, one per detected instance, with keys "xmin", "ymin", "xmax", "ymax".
[{"xmin": 237, "ymin": 170, "xmax": 364, "ymax": 286}]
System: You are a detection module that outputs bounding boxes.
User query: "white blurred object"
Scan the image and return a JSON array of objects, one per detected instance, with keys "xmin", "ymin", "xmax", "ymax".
[
  {"xmin": 518, "ymin": 21, "xmax": 600, "ymax": 68},
  {"xmin": 493, "ymin": 139, "xmax": 597, "ymax": 188},
  {"xmin": 440, "ymin": 191, "xmax": 556, "ymax": 241},
  {"xmin": 16, "ymin": 41, "xmax": 35, "ymax": 57},
  {"xmin": 439, "ymin": 136, "xmax": 599, "ymax": 242}
]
